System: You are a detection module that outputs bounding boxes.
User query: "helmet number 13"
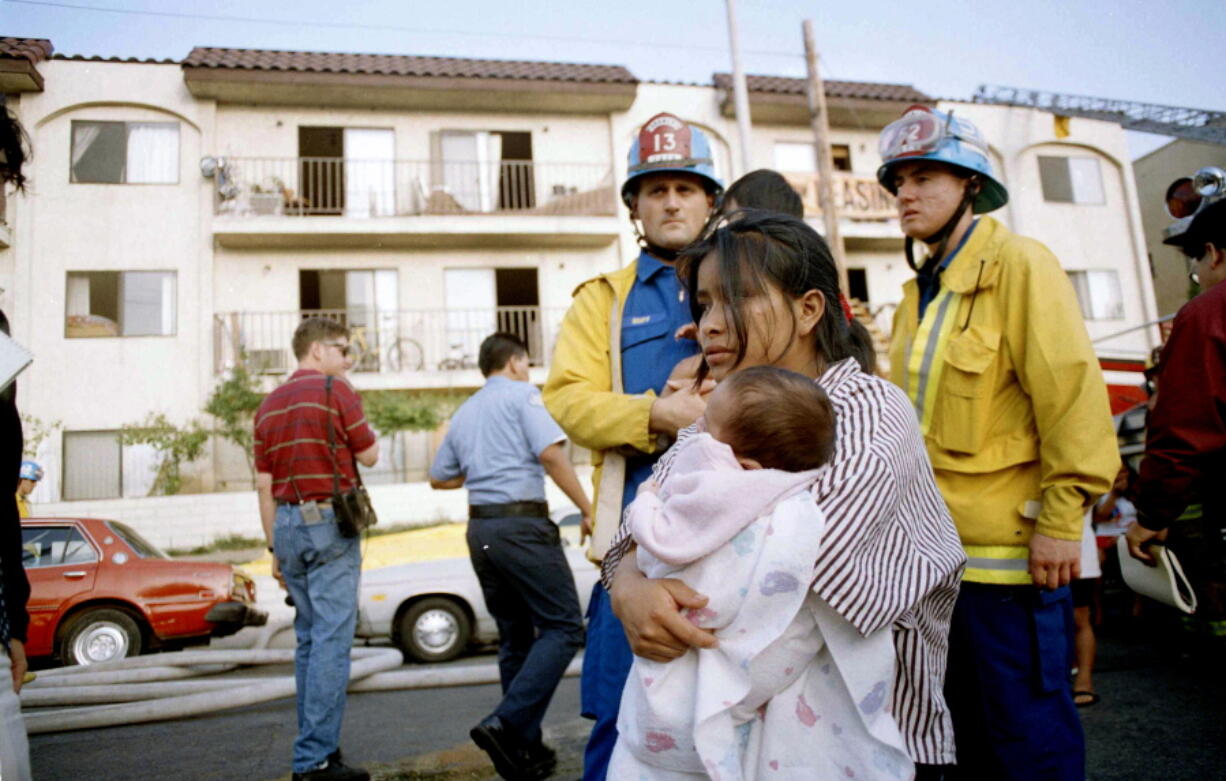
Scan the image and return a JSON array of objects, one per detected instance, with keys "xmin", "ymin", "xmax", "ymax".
[{"xmin": 654, "ymin": 132, "xmax": 677, "ymax": 152}]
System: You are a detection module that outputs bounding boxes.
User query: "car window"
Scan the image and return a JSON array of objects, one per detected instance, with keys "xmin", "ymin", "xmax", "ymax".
[
  {"xmin": 21, "ymin": 526, "xmax": 98, "ymax": 568},
  {"xmin": 106, "ymin": 521, "xmax": 168, "ymax": 559}
]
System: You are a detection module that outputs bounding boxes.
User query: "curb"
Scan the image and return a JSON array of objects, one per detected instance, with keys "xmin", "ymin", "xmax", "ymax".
[{"xmin": 367, "ymin": 717, "xmax": 590, "ymax": 781}]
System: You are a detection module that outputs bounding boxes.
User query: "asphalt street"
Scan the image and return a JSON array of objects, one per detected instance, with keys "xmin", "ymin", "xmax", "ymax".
[{"xmin": 28, "ymin": 624, "xmax": 1225, "ymax": 781}]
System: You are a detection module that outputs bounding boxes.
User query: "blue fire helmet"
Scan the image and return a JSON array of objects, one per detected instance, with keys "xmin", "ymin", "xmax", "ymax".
[
  {"xmin": 20, "ymin": 460, "xmax": 43, "ymax": 482},
  {"xmin": 621, "ymin": 112, "xmax": 724, "ymax": 207},
  {"xmin": 877, "ymin": 105, "xmax": 1008, "ymax": 214}
]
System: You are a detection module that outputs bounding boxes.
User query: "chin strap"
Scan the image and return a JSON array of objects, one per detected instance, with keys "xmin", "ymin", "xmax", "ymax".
[
  {"xmin": 905, "ymin": 179, "xmax": 980, "ymax": 274},
  {"xmin": 630, "ymin": 215, "xmax": 686, "ymax": 263}
]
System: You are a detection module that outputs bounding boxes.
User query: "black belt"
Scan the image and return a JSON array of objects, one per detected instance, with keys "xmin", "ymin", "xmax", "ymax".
[{"xmin": 469, "ymin": 501, "xmax": 549, "ymax": 520}]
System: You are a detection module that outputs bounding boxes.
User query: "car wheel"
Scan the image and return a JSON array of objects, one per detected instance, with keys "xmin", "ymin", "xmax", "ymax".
[
  {"xmin": 396, "ymin": 597, "xmax": 471, "ymax": 663},
  {"xmin": 60, "ymin": 608, "xmax": 143, "ymax": 666}
]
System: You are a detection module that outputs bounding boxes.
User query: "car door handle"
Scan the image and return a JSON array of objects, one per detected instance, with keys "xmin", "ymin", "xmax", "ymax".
[{"xmin": 62, "ymin": 571, "xmax": 87, "ymax": 579}]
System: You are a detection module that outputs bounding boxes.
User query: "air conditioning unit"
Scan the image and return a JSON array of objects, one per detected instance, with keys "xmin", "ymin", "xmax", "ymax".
[{"xmin": 247, "ymin": 348, "xmax": 289, "ymax": 374}]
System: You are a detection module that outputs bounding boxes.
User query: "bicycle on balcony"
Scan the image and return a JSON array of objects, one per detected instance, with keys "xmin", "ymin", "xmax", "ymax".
[
  {"xmin": 437, "ymin": 343, "xmax": 479, "ymax": 371},
  {"xmin": 348, "ymin": 325, "xmax": 425, "ymax": 373}
]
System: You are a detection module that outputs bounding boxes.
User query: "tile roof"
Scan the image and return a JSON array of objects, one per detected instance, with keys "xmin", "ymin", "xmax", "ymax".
[
  {"xmin": 713, "ymin": 73, "xmax": 932, "ymax": 102},
  {"xmin": 183, "ymin": 47, "xmax": 637, "ymax": 85},
  {"xmin": 0, "ymin": 37, "xmax": 53, "ymax": 64},
  {"xmin": 52, "ymin": 54, "xmax": 178, "ymax": 64}
]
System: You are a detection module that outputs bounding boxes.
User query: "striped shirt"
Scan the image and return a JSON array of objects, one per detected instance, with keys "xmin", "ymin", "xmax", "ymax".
[
  {"xmin": 602, "ymin": 358, "xmax": 966, "ymax": 765},
  {"xmin": 254, "ymin": 370, "xmax": 376, "ymax": 502}
]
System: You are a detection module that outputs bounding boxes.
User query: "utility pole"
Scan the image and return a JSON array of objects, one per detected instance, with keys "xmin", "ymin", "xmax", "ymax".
[
  {"xmin": 802, "ymin": 19, "xmax": 848, "ymax": 294},
  {"xmin": 726, "ymin": 0, "xmax": 754, "ymax": 176}
]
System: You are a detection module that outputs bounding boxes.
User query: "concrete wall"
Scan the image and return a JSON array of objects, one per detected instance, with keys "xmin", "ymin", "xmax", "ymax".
[{"xmin": 1133, "ymin": 139, "xmax": 1226, "ymax": 317}]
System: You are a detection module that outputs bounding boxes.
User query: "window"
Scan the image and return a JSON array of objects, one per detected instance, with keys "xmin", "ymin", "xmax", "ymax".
[
  {"xmin": 1068, "ymin": 270, "xmax": 1124, "ymax": 320},
  {"xmin": 63, "ymin": 431, "xmax": 121, "ymax": 501},
  {"xmin": 1038, "ymin": 156, "xmax": 1105, "ymax": 204},
  {"xmin": 65, "ymin": 271, "xmax": 177, "ymax": 337},
  {"xmin": 21, "ymin": 526, "xmax": 98, "ymax": 568},
  {"xmin": 847, "ymin": 268, "xmax": 869, "ymax": 303},
  {"xmin": 70, "ymin": 120, "xmax": 179, "ymax": 184},
  {"xmin": 107, "ymin": 521, "xmax": 168, "ymax": 559},
  {"xmin": 436, "ymin": 130, "xmax": 535, "ymax": 212},
  {"xmin": 298, "ymin": 127, "xmax": 396, "ymax": 217},
  {"xmin": 773, "ymin": 141, "xmax": 852, "ymax": 173},
  {"xmin": 61, "ymin": 431, "xmax": 158, "ymax": 500}
]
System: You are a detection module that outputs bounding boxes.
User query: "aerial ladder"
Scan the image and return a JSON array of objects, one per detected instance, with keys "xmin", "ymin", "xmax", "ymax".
[{"xmin": 972, "ymin": 85, "xmax": 1226, "ymax": 145}]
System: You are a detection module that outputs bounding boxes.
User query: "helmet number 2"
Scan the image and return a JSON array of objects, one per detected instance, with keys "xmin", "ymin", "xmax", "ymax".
[{"xmin": 653, "ymin": 132, "xmax": 677, "ymax": 153}]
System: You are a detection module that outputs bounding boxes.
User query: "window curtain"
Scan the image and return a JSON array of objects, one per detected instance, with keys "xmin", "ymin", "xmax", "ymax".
[
  {"xmin": 126, "ymin": 123, "xmax": 179, "ymax": 184},
  {"xmin": 343, "ymin": 128, "xmax": 395, "ymax": 218},
  {"xmin": 1069, "ymin": 158, "xmax": 1105, "ymax": 204},
  {"xmin": 120, "ymin": 272, "xmax": 175, "ymax": 336},
  {"xmin": 70, "ymin": 124, "xmax": 103, "ymax": 169},
  {"xmin": 63, "ymin": 431, "xmax": 122, "ymax": 501},
  {"xmin": 443, "ymin": 268, "xmax": 497, "ymax": 360},
  {"xmin": 479, "ymin": 132, "xmax": 503, "ymax": 213}
]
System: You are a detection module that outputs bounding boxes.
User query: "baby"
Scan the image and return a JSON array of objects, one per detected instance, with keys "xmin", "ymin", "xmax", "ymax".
[{"xmin": 610, "ymin": 366, "xmax": 912, "ymax": 781}]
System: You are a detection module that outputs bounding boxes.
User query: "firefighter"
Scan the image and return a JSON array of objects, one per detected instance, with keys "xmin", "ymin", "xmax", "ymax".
[
  {"xmin": 880, "ymin": 105, "xmax": 1119, "ymax": 780},
  {"xmin": 542, "ymin": 112, "xmax": 722, "ymax": 780}
]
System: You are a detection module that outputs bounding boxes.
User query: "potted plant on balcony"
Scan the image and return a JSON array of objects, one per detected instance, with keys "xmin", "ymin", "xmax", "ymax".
[{"xmin": 247, "ymin": 182, "xmax": 283, "ymax": 216}]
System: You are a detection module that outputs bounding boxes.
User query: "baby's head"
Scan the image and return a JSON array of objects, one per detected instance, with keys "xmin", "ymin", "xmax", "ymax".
[{"xmin": 704, "ymin": 365, "xmax": 835, "ymax": 472}]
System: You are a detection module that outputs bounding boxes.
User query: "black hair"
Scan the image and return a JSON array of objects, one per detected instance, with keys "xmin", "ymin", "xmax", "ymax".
[
  {"xmin": 1178, "ymin": 199, "xmax": 1226, "ymax": 260},
  {"xmin": 678, "ymin": 210, "xmax": 854, "ymax": 380},
  {"xmin": 478, "ymin": 332, "xmax": 528, "ymax": 377},
  {"xmin": 722, "ymin": 169, "xmax": 803, "ymax": 219},
  {"xmin": 0, "ymin": 104, "xmax": 30, "ymax": 191},
  {"xmin": 721, "ymin": 366, "xmax": 835, "ymax": 471},
  {"xmin": 845, "ymin": 319, "xmax": 877, "ymax": 375}
]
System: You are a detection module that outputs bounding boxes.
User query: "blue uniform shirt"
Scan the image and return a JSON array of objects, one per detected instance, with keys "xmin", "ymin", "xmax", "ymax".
[
  {"xmin": 620, "ymin": 250, "xmax": 701, "ymax": 508},
  {"xmin": 916, "ymin": 218, "xmax": 979, "ymax": 321},
  {"xmin": 429, "ymin": 375, "xmax": 567, "ymax": 505}
]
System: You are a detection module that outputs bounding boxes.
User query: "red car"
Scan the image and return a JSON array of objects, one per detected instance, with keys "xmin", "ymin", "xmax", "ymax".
[{"xmin": 21, "ymin": 517, "xmax": 267, "ymax": 666}]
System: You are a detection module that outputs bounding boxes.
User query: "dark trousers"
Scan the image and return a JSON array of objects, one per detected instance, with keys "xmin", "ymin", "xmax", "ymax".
[
  {"xmin": 579, "ymin": 582, "xmax": 634, "ymax": 781},
  {"xmin": 466, "ymin": 515, "xmax": 585, "ymax": 744},
  {"xmin": 945, "ymin": 582, "xmax": 1084, "ymax": 781}
]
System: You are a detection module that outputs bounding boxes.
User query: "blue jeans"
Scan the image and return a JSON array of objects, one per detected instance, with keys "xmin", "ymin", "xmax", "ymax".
[
  {"xmin": 275, "ymin": 504, "xmax": 361, "ymax": 773},
  {"xmin": 945, "ymin": 582, "xmax": 1084, "ymax": 781},
  {"xmin": 580, "ymin": 582, "xmax": 633, "ymax": 781},
  {"xmin": 467, "ymin": 515, "xmax": 585, "ymax": 744}
]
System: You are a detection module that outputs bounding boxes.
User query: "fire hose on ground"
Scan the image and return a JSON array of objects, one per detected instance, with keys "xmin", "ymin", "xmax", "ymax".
[{"xmin": 20, "ymin": 619, "xmax": 582, "ymax": 735}]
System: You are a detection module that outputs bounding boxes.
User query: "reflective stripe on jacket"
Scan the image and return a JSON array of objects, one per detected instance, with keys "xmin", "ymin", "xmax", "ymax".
[
  {"xmin": 889, "ymin": 216, "xmax": 1119, "ymax": 584},
  {"xmin": 543, "ymin": 262, "xmax": 660, "ymax": 562}
]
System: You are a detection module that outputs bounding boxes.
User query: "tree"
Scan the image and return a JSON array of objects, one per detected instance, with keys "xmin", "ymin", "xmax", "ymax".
[
  {"xmin": 120, "ymin": 414, "xmax": 209, "ymax": 496},
  {"xmin": 20, "ymin": 414, "xmax": 61, "ymax": 459},
  {"xmin": 362, "ymin": 391, "xmax": 468, "ymax": 478},
  {"xmin": 204, "ymin": 365, "xmax": 264, "ymax": 483}
]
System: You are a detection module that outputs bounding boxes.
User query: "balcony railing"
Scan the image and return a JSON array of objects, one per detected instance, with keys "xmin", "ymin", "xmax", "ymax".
[
  {"xmin": 212, "ymin": 157, "xmax": 616, "ymax": 218},
  {"xmin": 214, "ymin": 307, "xmax": 569, "ymax": 377},
  {"xmin": 780, "ymin": 172, "xmax": 898, "ymax": 221}
]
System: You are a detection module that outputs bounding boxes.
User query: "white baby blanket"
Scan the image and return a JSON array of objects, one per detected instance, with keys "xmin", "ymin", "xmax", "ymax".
[{"xmin": 612, "ymin": 433, "xmax": 913, "ymax": 780}]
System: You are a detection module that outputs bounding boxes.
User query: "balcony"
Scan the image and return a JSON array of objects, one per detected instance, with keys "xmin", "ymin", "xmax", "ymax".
[
  {"xmin": 210, "ymin": 157, "xmax": 620, "ymax": 250},
  {"xmin": 214, "ymin": 306, "xmax": 568, "ymax": 389}
]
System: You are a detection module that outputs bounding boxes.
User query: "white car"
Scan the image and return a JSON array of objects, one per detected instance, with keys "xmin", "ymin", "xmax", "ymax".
[{"xmin": 355, "ymin": 511, "xmax": 600, "ymax": 662}]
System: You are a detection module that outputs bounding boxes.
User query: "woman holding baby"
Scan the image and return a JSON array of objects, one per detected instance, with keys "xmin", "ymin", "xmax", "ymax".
[{"xmin": 601, "ymin": 210, "xmax": 965, "ymax": 781}]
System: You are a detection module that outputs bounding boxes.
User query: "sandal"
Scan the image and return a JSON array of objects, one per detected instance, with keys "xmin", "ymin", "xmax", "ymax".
[{"xmin": 1073, "ymin": 690, "xmax": 1101, "ymax": 707}]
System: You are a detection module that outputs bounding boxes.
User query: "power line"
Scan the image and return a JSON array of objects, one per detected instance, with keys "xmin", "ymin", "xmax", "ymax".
[{"xmin": 6, "ymin": 0, "xmax": 804, "ymax": 60}]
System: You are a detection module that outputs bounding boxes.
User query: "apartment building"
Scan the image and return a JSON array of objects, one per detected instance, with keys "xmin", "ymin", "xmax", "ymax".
[{"xmin": 1, "ymin": 38, "xmax": 1158, "ymax": 505}]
